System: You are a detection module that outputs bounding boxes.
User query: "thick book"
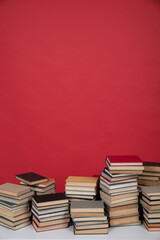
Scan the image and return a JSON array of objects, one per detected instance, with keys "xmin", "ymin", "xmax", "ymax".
[
  {"xmin": 0, "ymin": 205, "xmax": 29, "ymax": 217},
  {"xmin": 75, "ymin": 223, "xmax": 108, "ymax": 230},
  {"xmin": 110, "ymin": 215, "xmax": 140, "ymax": 227},
  {"xmin": 32, "ymin": 193, "xmax": 68, "ymax": 207},
  {"xmin": 141, "ymin": 186, "xmax": 160, "ymax": 196},
  {"xmin": 32, "ymin": 215, "xmax": 70, "ymax": 227},
  {"xmin": 16, "ymin": 172, "xmax": 48, "ymax": 185},
  {"xmin": 0, "ymin": 220, "xmax": 31, "ymax": 230},
  {"xmin": 32, "ymin": 220, "xmax": 68, "ymax": 232},
  {"xmin": 71, "ymin": 200, "xmax": 104, "ymax": 213},
  {"xmin": 106, "ymin": 155, "xmax": 143, "ymax": 166},
  {"xmin": 74, "ymin": 228, "xmax": 108, "ymax": 234},
  {"xmin": 65, "ymin": 176, "xmax": 98, "ymax": 187},
  {"xmin": 0, "ymin": 183, "xmax": 31, "ymax": 197}
]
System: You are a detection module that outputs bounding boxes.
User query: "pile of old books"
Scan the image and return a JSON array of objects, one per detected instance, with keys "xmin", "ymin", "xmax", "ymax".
[
  {"xmin": 140, "ymin": 186, "xmax": 160, "ymax": 231},
  {"xmin": 100, "ymin": 155, "xmax": 144, "ymax": 226},
  {"xmin": 70, "ymin": 200, "xmax": 108, "ymax": 234},
  {"xmin": 0, "ymin": 183, "xmax": 33, "ymax": 230},
  {"xmin": 16, "ymin": 172, "xmax": 56, "ymax": 195},
  {"xmin": 65, "ymin": 176, "xmax": 98, "ymax": 200},
  {"xmin": 31, "ymin": 193, "xmax": 70, "ymax": 232},
  {"xmin": 138, "ymin": 161, "xmax": 160, "ymax": 186}
]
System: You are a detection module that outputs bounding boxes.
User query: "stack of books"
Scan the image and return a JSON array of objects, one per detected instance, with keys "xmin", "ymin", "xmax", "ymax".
[
  {"xmin": 65, "ymin": 176, "xmax": 98, "ymax": 200},
  {"xmin": 70, "ymin": 200, "xmax": 108, "ymax": 234},
  {"xmin": 31, "ymin": 193, "xmax": 70, "ymax": 232},
  {"xmin": 16, "ymin": 172, "xmax": 56, "ymax": 195},
  {"xmin": 140, "ymin": 186, "xmax": 160, "ymax": 232},
  {"xmin": 100, "ymin": 155, "xmax": 144, "ymax": 226},
  {"xmin": 0, "ymin": 183, "xmax": 34, "ymax": 230},
  {"xmin": 138, "ymin": 162, "xmax": 160, "ymax": 186}
]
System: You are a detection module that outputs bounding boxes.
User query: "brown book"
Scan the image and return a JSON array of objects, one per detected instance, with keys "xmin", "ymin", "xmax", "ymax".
[
  {"xmin": 0, "ymin": 220, "xmax": 31, "ymax": 230},
  {"xmin": 0, "ymin": 205, "xmax": 29, "ymax": 217},
  {"xmin": 0, "ymin": 183, "xmax": 31, "ymax": 197},
  {"xmin": 109, "ymin": 207, "xmax": 138, "ymax": 218},
  {"xmin": 32, "ymin": 193, "xmax": 68, "ymax": 207},
  {"xmin": 110, "ymin": 215, "xmax": 140, "ymax": 226},
  {"xmin": 142, "ymin": 171, "xmax": 160, "ymax": 177},
  {"xmin": 32, "ymin": 215, "xmax": 70, "ymax": 227},
  {"xmin": 16, "ymin": 172, "xmax": 48, "ymax": 185},
  {"xmin": 143, "ymin": 220, "xmax": 160, "ymax": 232},
  {"xmin": 138, "ymin": 179, "xmax": 160, "ymax": 186},
  {"xmin": 32, "ymin": 220, "xmax": 68, "ymax": 232},
  {"xmin": 65, "ymin": 176, "xmax": 98, "ymax": 187},
  {"xmin": 140, "ymin": 199, "xmax": 160, "ymax": 211},
  {"xmin": 71, "ymin": 212, "xmax": 104, "ymax": 217},
  {"xmin": 74, "ymin": 228, "xmax": 108, "ymax": 234},
  {"xmin": 75, "ymin": 223, "xmax": 108, "ymax": 230}
]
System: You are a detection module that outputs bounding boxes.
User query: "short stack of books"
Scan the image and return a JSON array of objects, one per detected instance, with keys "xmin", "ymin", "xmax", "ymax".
[
  {"xmin": 70, "ymin": 200, "xmax": 108, "ymax": 234},
  {"xmin": 100, "ymin": 155, "xmax": 144, "ymax": 226},
  {"xmin": 65, "ymin": 176, "xmax": 98, "ymax": 200},
  {"xmin": 138, "ymin": 162, "xmax": 160, "ymax": 186},
  {"xmin": 16, "ymin": 172, "xmax": 56, "ymax": 195},
  {"xmin": 0, "ymin": 183, "xmax": 34, "ymax": 230},
  {"xmin": 31, "ymin": 193, "xmax": 70, "ymax": 232},
  {"xmin": 140, "ymin": 186, "xmax": 160, "ymax": 232}
]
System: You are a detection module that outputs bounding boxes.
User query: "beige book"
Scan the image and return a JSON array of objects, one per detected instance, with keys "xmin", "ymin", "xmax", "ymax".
[
  {"xmin": 143, "ymin": 214, "xmax": 160, "ymax": 223},
  {"xmin": 0, "ymin": 216, "xmax": 30, "ymax": 227},
  {"xmin": 76, "ymin": 220, "xmax": 108, "ymax": 226},
  {"xmin": 0, "ymin": 190, "xmax": 34, "ymax": 200},
  {"xmin": 65, "ymin": 176, "xmax": 98, "ymax": 187},
  {"xmin": 140, "ymin": 199, "xmax": 160, "ymax": 211},
  {"xmin": 32, "ymin": 205, "xmax": 68, "ymax": 215},
  {"xmin": 34, "ymin": 203, "xmax": 68, "ymax": 210},
  {"xmin": 141, "ymin": 186, "xmax": 160, "ymax": 196},
  {"xmin": 142, "ymin": 192, "xmax": 160, "ymax": 200},
  {"xmin": 71, "ymin": 212, "xmax": 104, "ymax": 217},
  {"xmin": 36, "ymin": 188, "xmax": 56, "ymax": 195},
  {"xmin": 0, "ymin": 220, "xmax": 31, "ymax": 230},
  {"xmin": 74, "ymin": 228, "xmax": 108, "ymax": 234},
  {"xmin": 39, "ymin": 213, "xmax": 70, "ymax": 222},
  {"xmin": 65, "ymin": 186, "xmax": 96, "ymax": 191},
  {"xmin": 73, "ymin": 216, "xmax": 107, "ymax": 221},
  {"xmin": 110, "ymin": 215, "xmax": 140, "ymax": 226},
  {"xmin": 32, "ymin": 221, "xmax": 68, "ymax": 232},
  {"xmin": 0, "ymin": 206, "xmax": 29, "ymax": 217},
  {"xmin": 0, "ymin": 183, "xmax": 31, "ymax": 197},
  {"xmin": 143, "ymin": 220, "xmax": 160, "ymax": 232},
  {"xmin": 75, "ymin": 223, "xmax": 108, "ymax": 230},
  {"xmin": 109, "ymin": 207, "xmax": 138, "ymax": 217},
  {"xmin": 32, "ymin": 215, "xmax": 70, "ymax": 227},
  {"xmin": 65, "ymin": 190, "xmax": 96, "ymax": 196},
  {"xmin": 71, "ymin": 200, "xmax": 104, "ymax": 213},
  {"xmin": 142, "ymin": 171, "xmax": 160, "ymax": 177},
  {"xmin": 100, "ymin": 183, "xmax": 137, "ymax": 194},
  {"xmin": 142, "ymin": 196, "xmax": 160, "ymax": 205},
  {"xmin": 0, "ymin": 195, "xmax": 33, "ymax": 204},
  {"xmin": 106, "ymin": 203, "xmax": 138, "ymax": 212},
  {"xmin": 0, "ymin": 211, "xmax": 31, "ymax": 221},
  {"xmin": 143, "ymin": 208, "xmax": 160, "ymax": 218},
  {"xmin": 100, "ymin": 190, "xmax": 138, "ymax": 200},
  {"xmin": 102, "ymin": 197, "xmax": 138, "ymax": 207}
]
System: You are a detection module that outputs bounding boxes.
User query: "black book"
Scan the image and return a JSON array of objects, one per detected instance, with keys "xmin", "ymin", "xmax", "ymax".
[
  {"xmin": 32, "ymin": 193, "xmax": 69, "ymax": 207},
  {"xmin": 16, "ymin": 172, "xmax": 48, "ymax": 185}
]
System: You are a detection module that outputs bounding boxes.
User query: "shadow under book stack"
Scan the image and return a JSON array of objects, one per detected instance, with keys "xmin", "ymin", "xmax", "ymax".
[
  {"xmin": 16, "ymin": 172, "xmax": 56, "ymax": 195},
  {"xmin": 140, "ymin": 186, "xmax": 160, "ymax": 232},
  {"xmin": 138, "ymin": 162, "xmax": 160, "ymax": 187},
  {"xmin": 100, "ymin": 155, "xmax": 144, "ymax": 227},
  {"xmin": 31, "ymin": 193, "xmax": 70, "ymax": 232},
  {"xmin": 70, "ymin": 200, "xmax": 108, "ymax": 235},
  {"xmin": 65, "ymin": 176, "xmax": 98, "ymax": 201},
  {"xmin": 0, "ymin": 183, "xmax": 34, "ymax": 230}
]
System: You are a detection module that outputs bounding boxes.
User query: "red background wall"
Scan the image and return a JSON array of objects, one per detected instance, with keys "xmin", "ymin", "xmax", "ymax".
[{"xmin": 0, "ymin": 0, "xmax": 160, "ymax": 191}]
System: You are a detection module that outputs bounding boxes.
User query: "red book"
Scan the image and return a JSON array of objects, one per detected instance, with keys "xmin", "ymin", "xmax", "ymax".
[{"xmin": 106, "ymin": 155, "xmax": 143, "ymax": 166}]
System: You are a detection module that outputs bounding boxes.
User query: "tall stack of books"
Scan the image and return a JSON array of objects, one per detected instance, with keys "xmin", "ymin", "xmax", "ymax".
[
  {"xmin": 65, "ymin": 176, "xmax": 98, "ymax": 200},
  {"xmin": 140, "ymin": 186, "xmax": 160, "ymax": 232},
  {"xmin": 16, "ymin": 172, "xmax": 56, "ymax": 195},
  {"xmin": 70, "ymin": 200, "xmax": 108, "ymax": 234},
  {"xmin": 31, "ymin": 193, "xmax": 70, "ymax": 232},
  {"xmin": 0, "ymin": 183, "xmax": 34, "ymax": 230},
  {"xmin": 138, "ymin": 162, "xmax": 160, "ymax": 186},
  {"xmin": 100, "ymin": 155, "xmax": 144, "ymax": 227}
]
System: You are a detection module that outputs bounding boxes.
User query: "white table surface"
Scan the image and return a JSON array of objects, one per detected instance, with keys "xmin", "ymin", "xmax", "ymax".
[{"xmin": 0, "ymin": 224, "xmax": 160, "ymax": 240}]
